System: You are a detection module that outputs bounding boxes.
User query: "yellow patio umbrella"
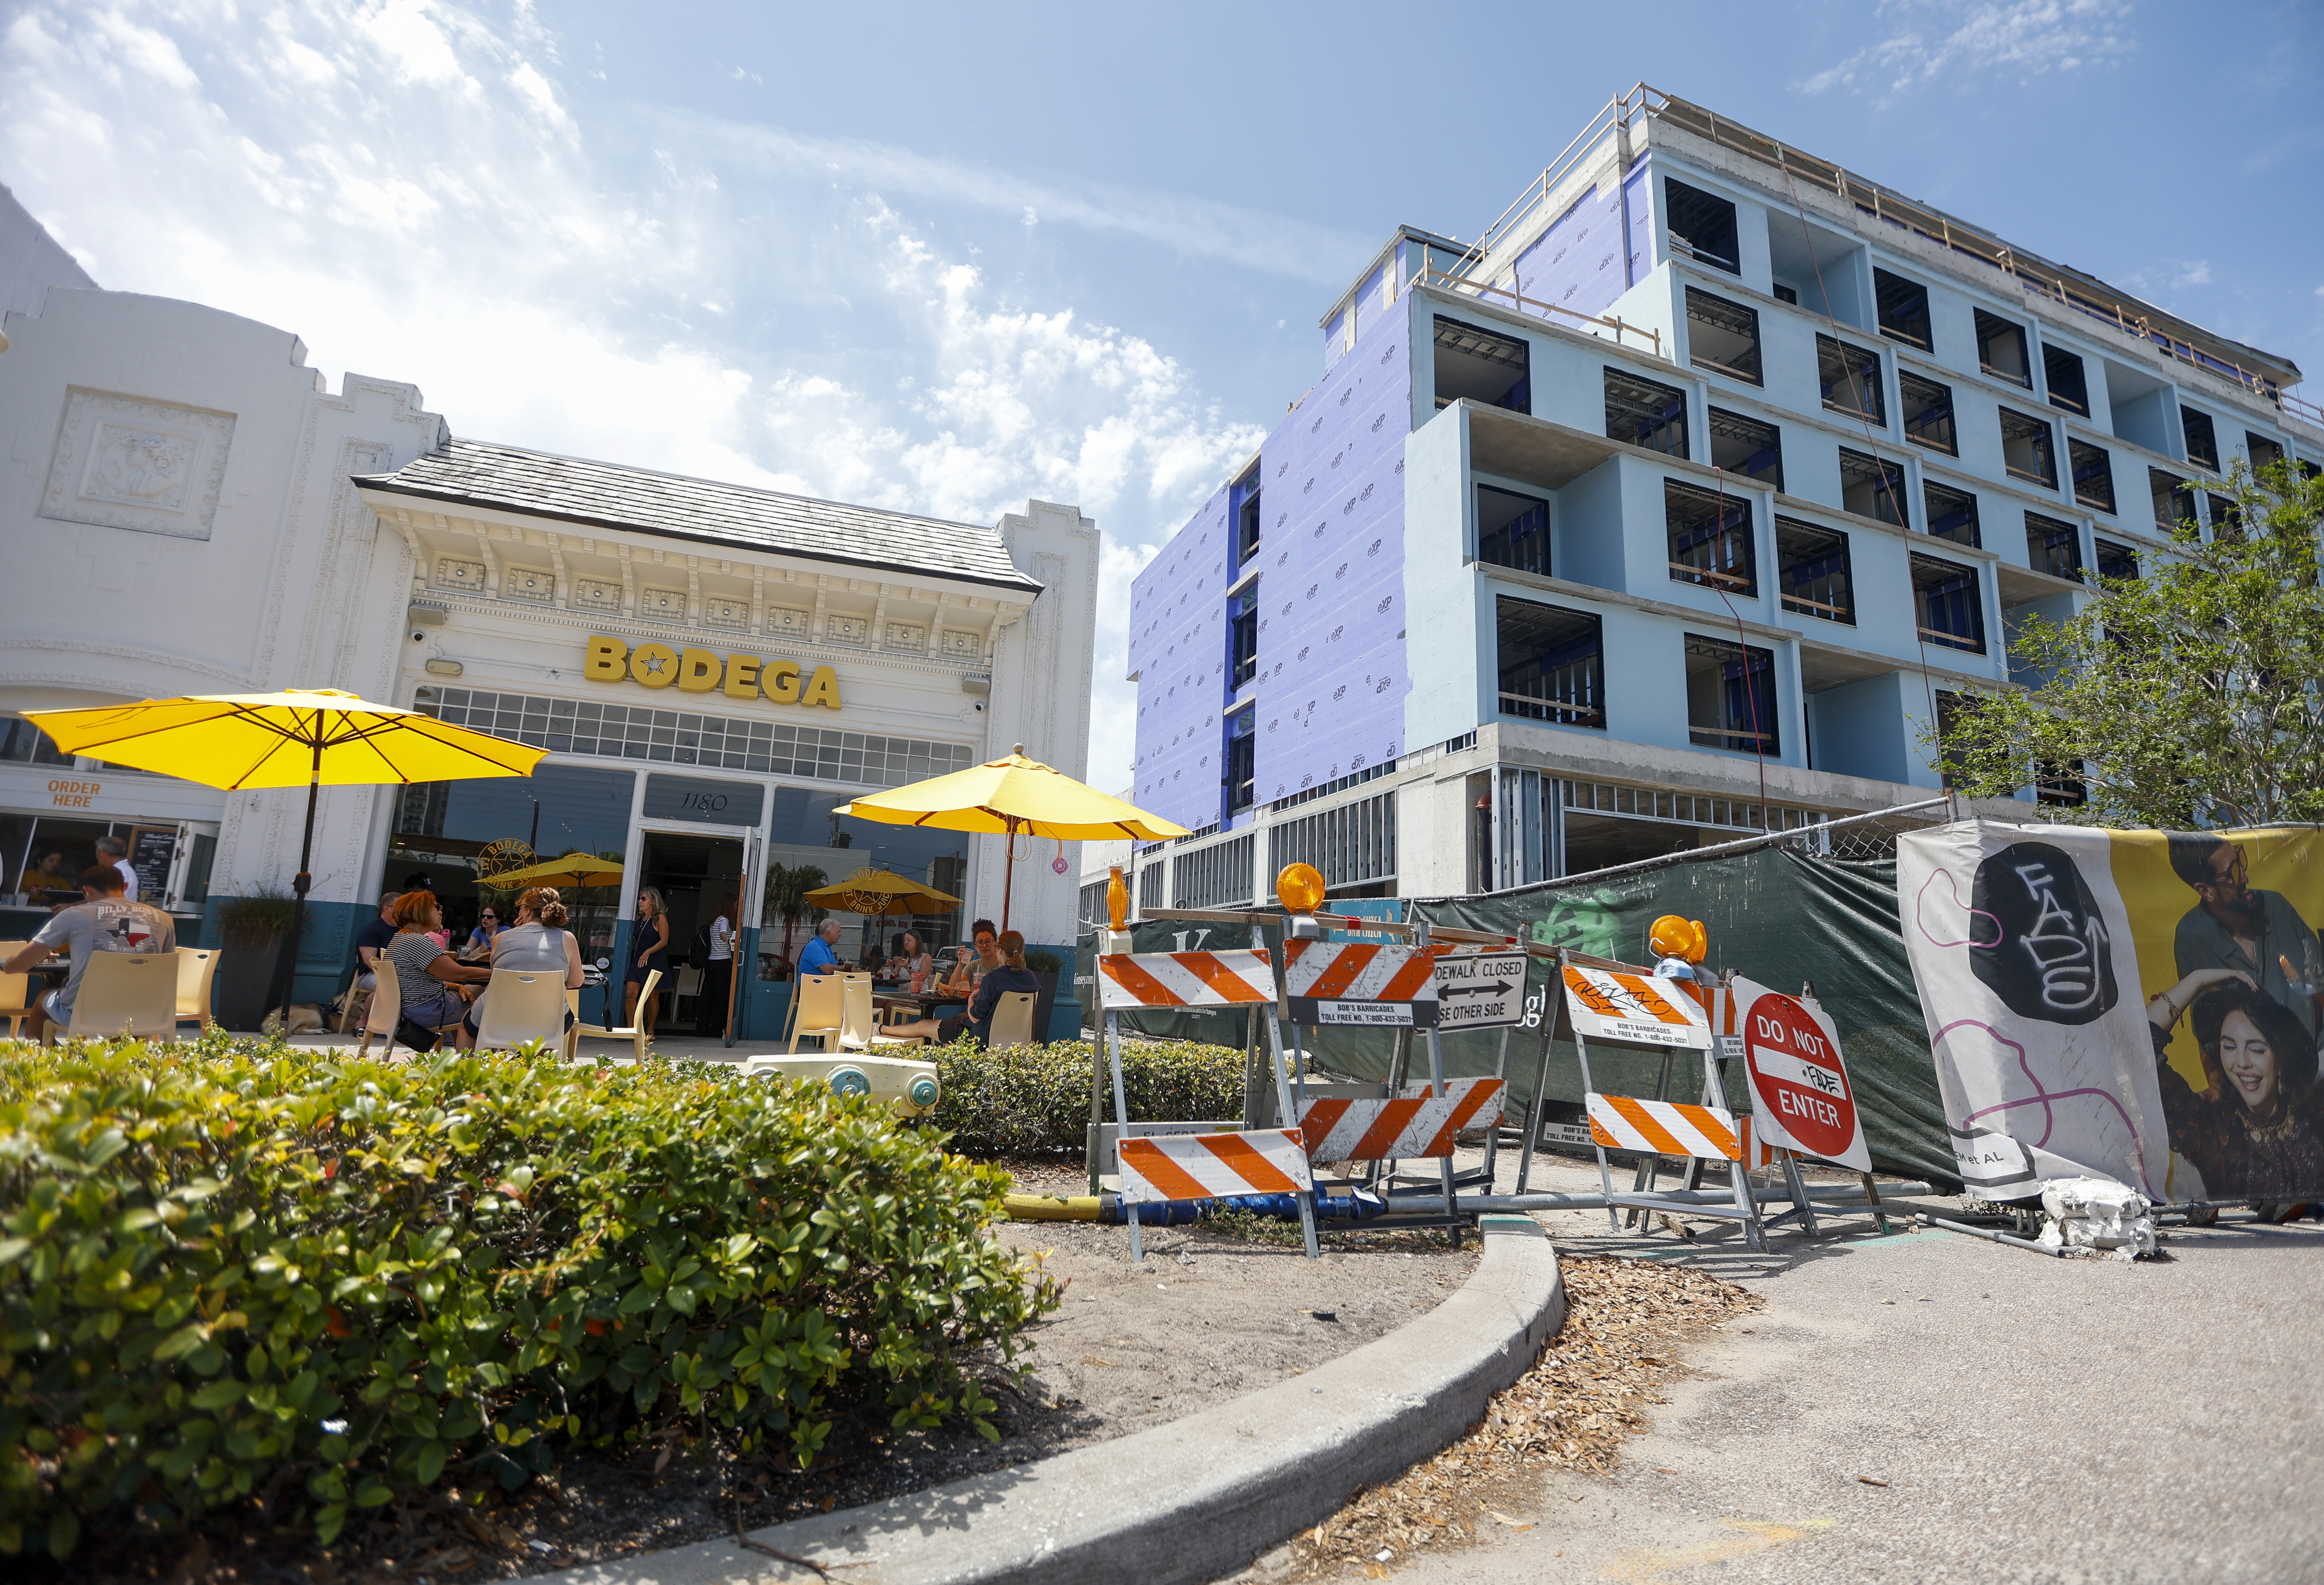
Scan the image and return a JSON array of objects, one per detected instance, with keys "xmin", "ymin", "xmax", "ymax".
[
  {"xmin": 803, "ymin": 866, "xmax": 961, "ymax": 919},
  {"xmin": 831, "ymin": 743, "xmax": 1188, "ymax": 933},
  {"xmin": 488, "ymin": 852, "xmax": 626, "ymax": 891},
  {"xmin": 28, "ymin": 687, "xmax": 546, "ymax": 1026}
]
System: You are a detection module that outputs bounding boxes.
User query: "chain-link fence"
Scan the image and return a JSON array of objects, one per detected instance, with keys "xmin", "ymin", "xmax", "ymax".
[{"xmin": 1556, "ymin": 796, "xmax": 1952, "ymax": 886}]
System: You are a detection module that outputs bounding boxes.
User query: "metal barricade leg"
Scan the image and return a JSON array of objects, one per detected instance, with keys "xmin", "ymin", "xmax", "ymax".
[
  {"xmin": 1268, "ymin": 1014, "xmax": 1319, "ymax": 1259},
  {"xmin": 1779, "ymin": 1149, "xmax": 1821, "ymax": 1237},
  {"xmin": 1240, "ymin": 1005, "xmax": 1262, "ymax": 1129},
  {"xmin": 1514, "ymin": 989, "xmax": 1559, "ymax": 1197},
  {"xmin": 1627, "ymin": 1048, "xmax": 1677, "ymax": 1230},
  {"xmin": 1481, "ymin": 1025, "xmax": 1512, "ymax": 1184},
  {"xmin": 1426, "ymin": 1025, "xmax": 1458, "ymax": 1249},
  {"xmin": 1565, "ymin": 953, "xmax": 1621, "ymax": 1234},
  {"xmin": 1106, "ymin": 1012, "xmax": 1142, "ymax": 1265},
  {"xmin": 1699, "ymin": 1036, "xmax": 1766, "ymax": 1251}
]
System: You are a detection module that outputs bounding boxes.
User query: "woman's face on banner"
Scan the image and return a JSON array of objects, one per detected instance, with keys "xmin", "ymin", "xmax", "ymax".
[{"xmin": 2218, "ymin": 1009, "xmax": 2279, "ymax": 1115}]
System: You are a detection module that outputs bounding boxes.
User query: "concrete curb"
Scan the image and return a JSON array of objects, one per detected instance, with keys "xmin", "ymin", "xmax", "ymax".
[{"xmin": 522, "ymin": 1215, "xmax": 1563, "ymax": 1585}]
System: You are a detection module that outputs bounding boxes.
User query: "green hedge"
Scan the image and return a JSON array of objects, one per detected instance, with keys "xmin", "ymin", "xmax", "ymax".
[
  {"xmin": 929, "ymin": 1038, "xmax": 1248, "ymax": 1157},
  {"xmin": 0, "ymin": 1035, "xmax": 1058, "ymax": 1560}
]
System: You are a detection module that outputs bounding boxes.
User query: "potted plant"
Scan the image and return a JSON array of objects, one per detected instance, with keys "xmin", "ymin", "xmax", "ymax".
[
  {"xmin": 213, "ymin": 886, "xmax": 296, "ymax": 1031},
  {"xmin": 1023, "ymin": 948, "xmax": 1063, "ymax": 1044}
]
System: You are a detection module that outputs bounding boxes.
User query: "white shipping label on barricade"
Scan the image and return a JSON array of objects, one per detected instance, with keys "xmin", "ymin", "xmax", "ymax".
[
  {"xmin": 1116, "ymin": 1128, "xmax": 1315, "ymax": 1205},
  {"xmin": 1727, "ymin": 977, "xmax": 1870, "ymax": 1172},
  {"xmin": 1096, "ymin": 949, "xmax": 1275, "ymax": 1011},
  {"xmin": 1298, "ymin": 1077, "xmax": 1505, "ymax": 1161},
  {"xmin": 1586, "ymin": 1092, "xmax": 1741, "ymax": 1161},
  {"xmin": 1430, "ymin": 951, "xmax": 1529, "ymax": 1030},
  {"xmin": 1283, "ymin": 940, "xmax": 1441, "ymax": 1027},
  {"xmin": 1562, "ymin": 966, "xmax": 1711, "ymax": 1048}
]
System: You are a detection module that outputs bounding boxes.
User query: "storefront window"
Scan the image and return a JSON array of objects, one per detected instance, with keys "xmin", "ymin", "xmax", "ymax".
[
  {"xmin": 390, "ymin": 764, "xmax": 637, "ymax": 957},
  {"xmin": 762, "ymin": 786, "xmax": 967, "ymax": 973},
  {"xmin": 0, "ymin": 720, "xmax": 71, "ymax": 766},
  {"xmin": 3, "ymin": 816, "xmax": 113, "ymax": 903}
]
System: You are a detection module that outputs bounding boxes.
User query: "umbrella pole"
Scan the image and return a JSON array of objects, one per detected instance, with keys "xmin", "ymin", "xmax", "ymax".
[
  {"xmin": 1001, "ymin": 820, "xmax": 1016, "ymax": 937},
  {"xmin": 272, "ymin": 734, "xmax": 324, "ymax": 1035}
]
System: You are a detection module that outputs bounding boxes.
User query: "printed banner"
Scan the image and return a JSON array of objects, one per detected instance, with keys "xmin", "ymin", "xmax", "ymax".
[{"xmin": 1898, "ymin": 821, "xmax": 2324, "ymax": 1203}]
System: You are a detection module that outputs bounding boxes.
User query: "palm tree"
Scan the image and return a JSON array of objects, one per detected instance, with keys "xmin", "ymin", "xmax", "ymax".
[{"xmin": 763, "ymin": 862, "xmax": 827, "ymax": 965}]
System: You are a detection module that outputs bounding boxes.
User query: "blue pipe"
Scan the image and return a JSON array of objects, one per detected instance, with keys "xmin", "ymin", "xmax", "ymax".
[{"xmin": 1096, "ymin": 1189, "xmax": 1387, "ymax": 1226}]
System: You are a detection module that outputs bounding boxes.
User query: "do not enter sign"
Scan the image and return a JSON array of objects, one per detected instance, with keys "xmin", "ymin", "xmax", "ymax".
[{"xmin": 1735, "ymin": 978, "xmax": 1870, "ymax": 1172}]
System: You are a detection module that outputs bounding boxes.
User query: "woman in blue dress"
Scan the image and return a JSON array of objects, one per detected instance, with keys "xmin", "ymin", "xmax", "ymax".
[{"xmin": 624, "ymin": 885, "xmax": 672, "ymax": 1041}]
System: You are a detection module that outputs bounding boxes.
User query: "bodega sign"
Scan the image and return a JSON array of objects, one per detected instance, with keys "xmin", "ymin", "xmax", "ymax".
[{"xmin": 583, "ymin": 636, "xmax": 843, "ymax": 712}]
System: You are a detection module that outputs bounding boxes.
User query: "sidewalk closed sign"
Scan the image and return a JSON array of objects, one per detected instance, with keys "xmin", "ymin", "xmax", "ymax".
[
  {"xmin": 1431, "ymin": 950, "xmax": 1527, "ymax": 1030},
  {"xmin": 1733, "ymin": 975, "xmax": 1869, "ymax": 1172}
]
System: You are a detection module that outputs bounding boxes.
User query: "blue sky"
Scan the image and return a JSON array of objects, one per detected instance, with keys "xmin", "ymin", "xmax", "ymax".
[{"xmin": 6, "ymin": 0, "xmax": 2318, "ymax": 787}]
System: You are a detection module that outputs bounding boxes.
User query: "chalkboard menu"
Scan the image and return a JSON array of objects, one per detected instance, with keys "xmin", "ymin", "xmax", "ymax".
[{"xmin": 128, "ymin": 826, "xmax": 178, "ymax": 905}]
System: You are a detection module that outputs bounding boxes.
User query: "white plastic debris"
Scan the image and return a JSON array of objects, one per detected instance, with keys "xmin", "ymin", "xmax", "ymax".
[{"xmin": 2033, "ymin": 1177, "xmax": 2157, "ymax": 1261}]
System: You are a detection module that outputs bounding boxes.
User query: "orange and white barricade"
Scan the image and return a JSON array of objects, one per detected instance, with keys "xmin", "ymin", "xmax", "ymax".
[
  {"xmin": 1584, "ymin": 1093, "xmax": 1741, "ymax": 1162},
  {"xmin": 1118, "ymin": 1128, "xmax": 1314, "ymax": 1204},
  {"xmin": 1300, "ymin": 1077, "xmax": 1505, "ymax": 1162},
  {"xmin": 1096, "ymin": 948, "xmax": 1276, "ymax": 1011},
  {"xmin": 1280, "ymin": 940, "xmax": 1444, "ymax": 1026}
]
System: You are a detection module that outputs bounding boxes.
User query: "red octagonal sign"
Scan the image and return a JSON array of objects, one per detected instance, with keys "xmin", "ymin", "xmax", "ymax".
[{"xmin": 1741, "ymin": 985, "xmax": 1869, "ymax": 1172}]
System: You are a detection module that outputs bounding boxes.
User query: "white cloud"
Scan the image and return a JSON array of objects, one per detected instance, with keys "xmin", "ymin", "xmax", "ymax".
[
  {"xmin": 0, "ymin": 0, "xmax": 1268, "ymax": 789},
  {"xmin": 1799, "ymin": 0, "xmax": 2135, "ymax": 97}
]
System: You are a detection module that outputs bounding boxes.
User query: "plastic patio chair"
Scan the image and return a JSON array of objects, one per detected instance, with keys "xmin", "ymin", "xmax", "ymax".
[
  {"xmin": 574, "ymin": 968, "xmax": 660, "ymax": 1064},
  {"xmin": 985, "ymin": 990, "xmax": 1038, "ymax": 1050},
  {"xmin": 787, "ymin": 972, "xmax": 845, "ymax": 1054},
  {"xmin": 671, "ymin": 962, "xmax": 703, "ymax": 1023},
  {"xmin": 472, "ymin": 966, "xmax": 571, "ymax": 1052},
  {"xmin": 173, "ymin": 947, "xmax": 221, "ymax": 1034},
  {"xmin": 353, "ymin": 968, "xmax": 465, "ymax": 1059},
  {"xmin": 839, "ymin": 972, "xmax": 923, "ymax": 1049},
  {"xmin": 0, "ymin": 944, "xmax": 35, "ymax": 1039},
  {"xmin": 56, "ymin": 952, "xmax": 179, "ymax": 1042},
  {"xmin": 332, "ymin": 969, "xmax": 370, "ymax": 1034}
]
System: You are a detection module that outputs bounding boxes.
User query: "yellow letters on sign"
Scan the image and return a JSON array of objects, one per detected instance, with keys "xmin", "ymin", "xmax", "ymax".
[
  {"xmin": 585, "ymin": 638, "xmax": 840, "ymax": 712},
  {"xmin": 584, "ymin": 635, "xmax": 629, "ymax": 680}
]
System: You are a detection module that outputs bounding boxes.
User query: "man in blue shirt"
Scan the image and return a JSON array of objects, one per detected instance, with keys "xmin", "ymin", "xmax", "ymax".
[{"xmin": 796, "ymin": 918, "xmax": 844, "ymax": 977}]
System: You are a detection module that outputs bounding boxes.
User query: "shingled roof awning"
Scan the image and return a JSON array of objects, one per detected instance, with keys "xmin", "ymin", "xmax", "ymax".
[{"xmin": 354, "ymin": 438, "xmax": 1044, "ymax": 594}]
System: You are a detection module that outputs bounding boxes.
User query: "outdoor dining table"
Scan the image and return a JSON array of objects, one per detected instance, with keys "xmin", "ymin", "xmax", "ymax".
[{"xmin": 872, "ymin": 988, "xmax": 968, "ymax": 1022}]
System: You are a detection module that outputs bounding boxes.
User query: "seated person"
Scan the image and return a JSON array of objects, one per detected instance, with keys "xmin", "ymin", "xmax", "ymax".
[
  {"xmin": 897, "ymin": 931, "xmax": 932, "ymax": 992},
  {"xmin": 887, "ymin": 930, "xmax": 1042, "ymax": 1046},
  {"xmin": 463, "ymin": 887, "xmax": 584, "ymax": 1041},
  {"xmin": 381, "ymin": 891, "xmax": 492, "ymax": 1049},
  {"xmin": 4, "ymin": 865, "xmax": 176, "ymax": 1041},
  {"xmin": 941, "ymin": 919, "xmax": 1001, "ymax": 998},
  {"xmin": 21, "ymin": 848, "xmax": 79, "ymax": 903},
  {"xmin": 796, "ymin": 918, "xmax": 844, "ymax": 977},
  {"xmin": 352, "ymin": 891, "xmax": 400, "ymax": 992},
  {"xmin": 460, "ymin": 905, "xmax": 505, "ymax": 960}
]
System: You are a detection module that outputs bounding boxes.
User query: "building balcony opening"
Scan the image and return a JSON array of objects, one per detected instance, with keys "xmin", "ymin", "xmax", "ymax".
[
  {"xmin": 1912, "ymin": 554, "xmax": 1986, "ymax": 653},
  {"xmin": 2149, "ymin": 467, "xmax": 2195, "ymax": 532},
  {"xmin": 1874, "ymin": 269, "xmax": 1933, "ymax": 350},
  {"xmin": 1776, "ymin": 517, "xmax": 1854, "ymax": 623},
  {"xmin": 1817, "ymin": 334, "xmax": 1886, "ymax": 423},
  {"xmin": 1497, "ymin": 596, "xmax": 1604, "ymax": 728},
  {"xmin": 1665, "ymin": 478, "xmax": 1756, "ymax": 595},
  {"xmin": 1229, "ymin": 583, "xmax": 1260, "ymax": 689},
  {"xmin": 1923, "ymin": 478, "xmax": 1981, "ymax": 547},
  {"xmin": 2026, "ymin": 511, "xmax": 2082, "ymax": 580},
  {"xmin": 1606, "ymin": 367, "xmax": 1690, "ymax": 457},
  {"xmin": 1837, "ymin": 447, "xmax": 1906, "ymax": 525},
  {"xmin": 1975, "ymin": 310, "xmax": 2031, "ymax": 387},
  {"xmin": 1899, "ymin": 371, "xmax": 1957, "ymax": 454},
  {"xmin": 2181, "ymin": 407, "xmax": 2220, "ymax": 471},
  {"xmin": 1684, "ymin": 634, "xmax": 1778, "ymax": 756},
  {"xmin": 2036, "ymin": 759, "xmax": 2088, "ymax": 807},
  {"xmin": 1998, "ymin": 408, "xmax": 2058, "ymax": 487},
  {"xmin": 1225, "ymin": 706, "xmax": 1256, "ymax": 815},
  {"xmin": 2044, "ymin": 345, "xmax": 2090, "ymax": 417},
  {"xmin": 2208, "ymin": 492, "xmax": 2242, "ymax": 540},
  {"xmin": 1708, "ymin": 407, "xmax": 1783, "ymax": 491},
  {"xmin": 1477, "ymin": 484, "xmax": 1551, "ymax": 577},
  {"xmin": 1664, "ymin": 178, "xmax": 1741, "ymax": 275},
  {"xmin": 2248, "ymin": 432, "xmax": 2285, "ymax": 473},
  {"xmin": 1685, "ymin": 288, "xmax": 1762, "ymax": 384},
  {"xmin": 1237, "ymin": 487, "xmax": 1262, "ymax": 566},
  {"xmin": 1434, "ymin": 316, "xmax": 1531, "ymax": 414},
  {"xmin": 2095, "ymin": 537, "xmax": 2139, "ymax": 582},
  {"xmin": 2069, "ymin": 439, "xmax": 2115, "ymax": 514}
]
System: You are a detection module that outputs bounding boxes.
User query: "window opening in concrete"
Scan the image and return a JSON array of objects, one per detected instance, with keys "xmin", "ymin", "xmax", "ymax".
[
  {"xmin": 2248, "ymin": 433, "xmax": 2285, "ymax": 473},
  {"xmin": 1138, "ymin": 860, "xmax": 1165, "ymax": 911},
  {"xmin": 2069, "ymin": 440, "xmax": 2115, "ymax": 514},
  {"xmin": 1912, "ymin": 555, "xmax": 1985, "ymax": 653},
  {"xmin": 1684, "ymin": 634, "xmax": 1778, "ymax": 756},
  {"xmin": 1225, "ymin": 707, "xmax": 1256, "ymax": 816},
  {"xmin": 1172, "ymin": 832, "xmax": 1255, "ymax": 910},
  {"xmin": 1817, "ymin": 334, "xmax": 1886, "ymax": 422},
  {"xmin": 1837, "ymin": 447, "xmax": 1907, "ymax": 525},
  {"xmin": 0, "ymin": 718, "xmax": 71, "ymax": 766},
  {"xmin": 1268, "ymin": 789, "xmax": 1396, "ymax": 893},
  {"xmin": 2208, "ymin": 493, "xmax": 2241, "ymax": 539},
  {"xmin": 1663, "ymin": 178, "xmax": 1740, "ymax": 275},
  {"xmin": 1433, "ymin": 317, "xmax": 1530, "ymax": 414},
  {"xmin": 1477, "ymin": 484, "xmax": 1550, "ymax": 577},
  {"xmin": 1237, "ymin": 487, "xmax": 1262, "ymax": 566},
  {"xmin": 1605, "ymin": 367, "xmax": 1690, "ymax": 456},
  {"xmin": 1776, "ymin": 517, "xmax": 1854, "ymax": 624},
  {"xmin": 2036, "ymin": 760, "xmax": 2088, "ymax": 807},
  {"xmin": 2043, "ymin": 345, "xmax": 2090, "ymax": 417},
  {"xmin": 1998, "ymin": 408, "xmax": 2058, "ymax": 487},
  {"xmin": 1899, "ymin": 371, "xmax": 1957, "ymax": 454},
  {"xmin": 2026, "ymin": 511, "xmax": 2082, "ymax": 580},
  {"xmin": 1975, "ymin": 310, "xmax": 2031, "ymax": 387},
  {"xmin": 1923, "ymin": 479, "xmax": 1981, "ymax": 547},
  {"xmin": 2301, "ymin": 459, "xmax": 2321, "ymax": 484},
  {"xmin": 2149, "ymin": 467, "xmax": 2195, "ymax": 532},
  {"xmin": 1772, "ymin": 283, "xmax": 1799, "ymax": 305},
  {"xmin": 1932, "ymin": 691, "xmax": 1970, "ymax": 789},
  {"xmin": 1874, "ymin": 269, "xmax": 1932, "ymax": 350},
  {"xmin": 1496, "ymin": 597, "xmax": 1605, "ymax": 728},
  {"xmin": 1228, "ymin": 582, "xmax": 1260, "ymax": 690},
  {"xmin": 1707, "ymin": 408, "xmax": 1783, "ymax": 491},
  {"xmin": 1685, "ymin": 288, "xmax": 1761, "ymax": 383},
  {"xmin": 1665, "ymin": 478, "xmax": 1756, "ymax": 595},
  {"xmin": 2095, "ymin": 538, "xmax": 2139, "ymax": 582},
  {"xmin": 2182, "ymin": 408, "xmax": 2220, "ymax": 471}
]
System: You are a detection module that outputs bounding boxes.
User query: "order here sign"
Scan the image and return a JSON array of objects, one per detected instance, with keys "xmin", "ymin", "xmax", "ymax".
[
  {"xmin": 1732, "ymin": 975, "xmax": 1869, "ymax": 1173},
  {"xmin": 583, "ymin": 636, "xmax": 843, "ymax": 710}
]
